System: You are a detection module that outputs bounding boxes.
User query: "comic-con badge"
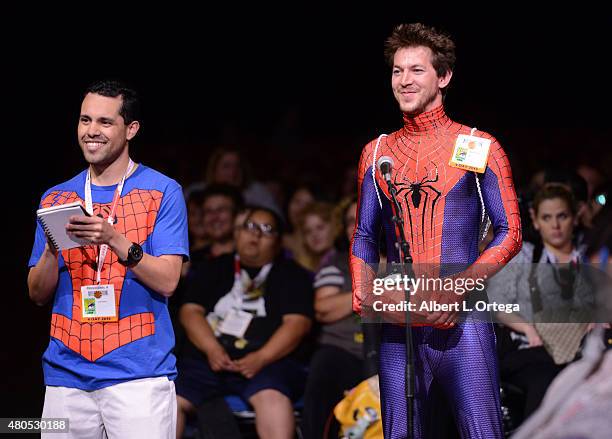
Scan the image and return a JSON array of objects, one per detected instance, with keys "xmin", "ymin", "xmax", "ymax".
[
  {"xmin": 449, "ymin": 134, "xmax": 491, "ymax": 173},
  {"xmin": 218, "ymin": 309, "xmax": 253, "ymax": 339},
  {"xmin": 81, "ymin": 284, "xmax": 117, "ymax": 322}
]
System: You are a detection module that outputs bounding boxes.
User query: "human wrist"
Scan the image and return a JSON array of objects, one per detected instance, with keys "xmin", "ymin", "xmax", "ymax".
[
  {"xmin": 203, "ymin": 338, "xmax": 224, "ymax": 356},
  {"xmin": 255, "ymin": 348, "xmax": 272, "ymax": 365},
  {"xmin": 44, "ymin": 242, "xmax": 59, "ymax": 258},
  {"xmin": 522, "ymin": 324, "xmax": 537, "ymax": 337},
  {"xmin": 109, "ymin": 232, "xmax": 131, "ymax": 260}
]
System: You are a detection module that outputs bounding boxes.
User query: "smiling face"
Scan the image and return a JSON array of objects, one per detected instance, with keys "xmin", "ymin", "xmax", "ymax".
[
  {"xmin": 391, "ymin": 46, "xmax": 452, "ymax": 115},
  {"xmin": 203, "ymin": 194, "xmax": 235, "ymax": 242},
  {"xmin": 78, "ymin": 93, "xmax": 139, "ymax": 167}
]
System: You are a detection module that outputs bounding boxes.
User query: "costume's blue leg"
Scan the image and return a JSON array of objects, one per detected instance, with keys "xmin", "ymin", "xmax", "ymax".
[
  {"xmin": 379, "ymin": 324, "xmax": 434, "ymax": 439},
  {"xmin": 379, "ymin": 320, "xmax": 503, "ymax": 439},
  {"xmin": 434, "ymin": 319, "xmax": 504, "ymax": 439}
]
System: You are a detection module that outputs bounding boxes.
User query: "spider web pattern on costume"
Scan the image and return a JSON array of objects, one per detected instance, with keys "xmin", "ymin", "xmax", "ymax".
[
  {"xmin": 41, "ymin": 188, "xmax": 163, "ymax": 361},
  {"xmin": 375, "ymin": 121, "xmax": 466, "ymax": 267},
  {"xmin": 350, "ymin": 107, "xmax": 521, "ymax": 312}
]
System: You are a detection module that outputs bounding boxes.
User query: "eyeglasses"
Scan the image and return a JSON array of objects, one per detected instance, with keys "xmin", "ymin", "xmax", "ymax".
[{"xmin": 242, "ymin": 220, "xmax": 278, "ymax": 237}]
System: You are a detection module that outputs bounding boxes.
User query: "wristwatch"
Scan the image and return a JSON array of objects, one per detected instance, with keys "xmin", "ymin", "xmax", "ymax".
[{"xmin": 119, "ymin": 242, "xmax": 143, "ymax": 268}]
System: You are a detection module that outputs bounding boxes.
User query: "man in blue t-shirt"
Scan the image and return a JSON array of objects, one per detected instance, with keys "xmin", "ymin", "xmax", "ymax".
[{"xmin": 28, "ymin": 80, "xmax": 189, "ymax": 439}]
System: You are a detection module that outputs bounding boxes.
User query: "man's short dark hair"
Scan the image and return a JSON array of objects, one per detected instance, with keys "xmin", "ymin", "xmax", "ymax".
[
  {"xmin": 384, "ymin": 23, "xmax": 456, "ymax": 78},
  {"xmin": 85, "ymin": 80, "xmax": 140, "ymax": 125},
  {"xmin": 201, "ymin": 184, "xmax": 245, "ymax": 214}
]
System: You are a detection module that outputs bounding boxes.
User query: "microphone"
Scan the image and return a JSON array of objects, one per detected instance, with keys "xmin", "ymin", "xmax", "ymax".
[{"xmin": 377, "ymin": 156, "xmax": 394, "ymax": 182}]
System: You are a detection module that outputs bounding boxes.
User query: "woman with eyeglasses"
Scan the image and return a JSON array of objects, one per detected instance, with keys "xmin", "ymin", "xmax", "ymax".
[{"xmin": 488, "ymin": 183, "xmax": 595, "ymax": 421}]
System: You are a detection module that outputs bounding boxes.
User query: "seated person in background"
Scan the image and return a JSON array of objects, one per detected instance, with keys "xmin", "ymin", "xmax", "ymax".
[
  {"xmin": 296, "ymin": 202, "xmax": 336, "ymax": 273},
  {"xmin": 488, "ymin": 183, "xmax": 594, "ymax": 419},
  {"xmin": 544, "ymin": 168, "xmax": 593, "ymax": 233},
  {"xmin": 301, "ymin": 197, "xmax": 379, "ymax": 439},
  {"xmin": 190, "ymin": 184, "xmax": 244, "ymax": 265},
  {"xmin": 282, "ymin": 184, "xmax": 317, "ymax": 265},
  {"xmin": 186, "ymin": 147, "xmax": 281, "ymax": 217},
  {"xmin": 172, "ymin": 185, "xmax": 244, "ymax": 354},
  {"xmin": 175, "ymin": 206, "xmax": 314, "ymax": 439},
  {"xmin": 186, "ymin": 188, "xmax": 208, "ymax": 254}
]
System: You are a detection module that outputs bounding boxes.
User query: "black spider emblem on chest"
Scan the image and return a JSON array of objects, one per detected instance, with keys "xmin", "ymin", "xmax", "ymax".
[{"xmin": 392, "ymin": 163, "xmax": 442, "ymax": 245}]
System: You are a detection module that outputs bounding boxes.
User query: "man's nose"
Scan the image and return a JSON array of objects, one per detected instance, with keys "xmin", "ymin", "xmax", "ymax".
[
  {"xmin": 400, "ymin": 70, "xmax": 414, "ymax": 86},
  {"xmin": 87, "ymin": 123, "xmax": 101, "ymax": 137}
]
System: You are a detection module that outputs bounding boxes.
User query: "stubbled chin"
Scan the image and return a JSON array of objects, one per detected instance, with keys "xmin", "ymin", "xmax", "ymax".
[
  {"xmin": 83, "ymin": 152, "xmax": 104, "ymax": 163},
  {"xmin": 398, "ymin": 99, "xmax": 419, "ymax": 113}
]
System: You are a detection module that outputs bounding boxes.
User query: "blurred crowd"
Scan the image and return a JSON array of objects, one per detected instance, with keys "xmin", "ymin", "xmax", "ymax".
[{"xmin": 169, "ymin": 145, "xmax": 612, "ymax": 438}]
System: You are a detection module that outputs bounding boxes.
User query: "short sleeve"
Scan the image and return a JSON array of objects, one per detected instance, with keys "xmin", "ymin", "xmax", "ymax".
[
  {"xmin": 150, "ymin": 184, "xmax": 189, "ymax": 259},
  {"xmin": 182, "ymin": 256, "xmax": 233, "ymax": 312},
  {"xmin": 313, "ymin": 265, "xmax": 345, "ymax": 290},
  {"xmin": 278, "ymin": 263, "xmax": 314, "ymax": 319},
  {"xmin": 29, "ymin": 196, "xmax": 49, "ymax": 268},
  {"xmin": 28, "ymin": 218, "xmax": 47, "ymax": 268}
]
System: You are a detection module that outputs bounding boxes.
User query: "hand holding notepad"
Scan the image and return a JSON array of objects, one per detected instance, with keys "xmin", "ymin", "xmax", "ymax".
[{"xmin": 37, "ymin": 202, "xmax": 92, "ymax": 250}]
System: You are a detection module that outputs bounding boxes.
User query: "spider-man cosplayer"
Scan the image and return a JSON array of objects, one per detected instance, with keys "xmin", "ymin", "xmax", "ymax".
[{"xmin": 350, "ymin": 24, "xmax": 522, "ymax": 438}]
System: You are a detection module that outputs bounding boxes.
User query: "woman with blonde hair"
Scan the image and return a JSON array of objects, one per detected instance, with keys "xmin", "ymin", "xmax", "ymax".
[{"xmin": 296, "ymin": 202, "xmax": 337, "ymax": 272}]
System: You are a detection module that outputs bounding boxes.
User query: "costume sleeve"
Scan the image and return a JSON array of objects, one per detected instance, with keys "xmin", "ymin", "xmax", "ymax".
[
  {"xmin": 350, "ymin": 141, "xmax": 382, "ymax": 315},
  {"xmin": 486, "ymin": 251, "xmax": 521, "ymax": 305},
  {"xmin": 462, "ymin": 138, "xmax": 522, "ymax": 282}
]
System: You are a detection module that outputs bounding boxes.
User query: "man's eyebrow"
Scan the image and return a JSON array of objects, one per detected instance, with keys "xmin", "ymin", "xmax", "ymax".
[{"xmin": 79, "ymin": 115, "xmax": 116, "ymax": 123}]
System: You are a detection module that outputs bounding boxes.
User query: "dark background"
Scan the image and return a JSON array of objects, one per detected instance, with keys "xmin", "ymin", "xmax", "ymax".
[{"xmin": 4, "ymin": 8, "xmax": 611, "ymax": 423}]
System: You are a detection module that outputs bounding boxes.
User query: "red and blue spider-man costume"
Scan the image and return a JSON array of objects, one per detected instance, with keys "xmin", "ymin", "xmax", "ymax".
[{"xmin": 350, "ymin": 104, "xmax": 521, "ymax": 438}]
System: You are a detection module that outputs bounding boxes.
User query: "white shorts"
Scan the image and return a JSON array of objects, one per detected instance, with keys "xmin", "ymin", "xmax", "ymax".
[{"xmin": 41, "ymin": 376, "xmax": 176, "ymax": 439}]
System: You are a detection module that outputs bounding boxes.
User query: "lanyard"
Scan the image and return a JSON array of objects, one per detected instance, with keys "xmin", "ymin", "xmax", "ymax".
[
  {"xmin": 232, "ymin": 254, "xmax": 272, "ymax": 307},
  {"xmin": 85, "ymin": 159, "xmax": 135, "ymax": 284}
]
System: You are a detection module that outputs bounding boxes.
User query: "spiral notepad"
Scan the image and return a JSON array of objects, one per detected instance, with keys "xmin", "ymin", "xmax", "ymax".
[{"xmin": 36, "ymin": 201, "xmax": 90, "ymax": 250}]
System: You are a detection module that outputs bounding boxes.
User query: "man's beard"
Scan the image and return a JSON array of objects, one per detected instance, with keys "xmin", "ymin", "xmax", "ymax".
[{"xmin": 398, "ymin": 88, "xmax": 438, "ymax": 115}]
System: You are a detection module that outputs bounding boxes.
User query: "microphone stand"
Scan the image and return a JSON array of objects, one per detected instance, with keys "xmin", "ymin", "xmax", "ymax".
[{"xmin": 384, "ymin": 173, "xmax": 416, "ymax": 438}]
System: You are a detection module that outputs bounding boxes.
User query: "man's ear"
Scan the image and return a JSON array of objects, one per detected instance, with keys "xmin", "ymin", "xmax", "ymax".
[
  {"xmin": 438, "ymin": 70, "xmax": 453, "ymax": 90},
  {"xmin": 126, "ymin": 120, "xmax": 140, "ymax": 141}
]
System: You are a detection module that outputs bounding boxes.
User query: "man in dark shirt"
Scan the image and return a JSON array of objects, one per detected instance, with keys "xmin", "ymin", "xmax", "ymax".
[{"xmin": 176, "ymin": 206, "xmax": 314, "ymax": 439}]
